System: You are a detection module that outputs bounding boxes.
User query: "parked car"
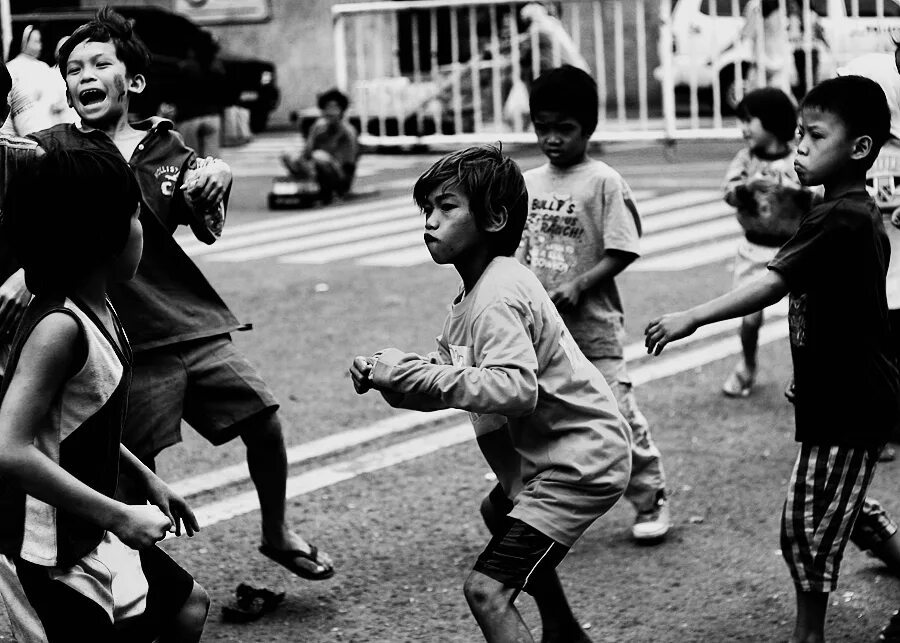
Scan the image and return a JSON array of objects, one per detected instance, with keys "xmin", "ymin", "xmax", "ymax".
[
  {"xmin": 657, "ymin": 0, "xmax": 900, "ymax": 113},
  {"xmin": 10, "ymin": 5, "xmax": 279, "ymax": 132}
]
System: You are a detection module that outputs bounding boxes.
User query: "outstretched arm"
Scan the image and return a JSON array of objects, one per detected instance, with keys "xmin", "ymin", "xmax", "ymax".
[{"xmin": 645, "ymin": 270, "xmax": 788, "ymax": 355}]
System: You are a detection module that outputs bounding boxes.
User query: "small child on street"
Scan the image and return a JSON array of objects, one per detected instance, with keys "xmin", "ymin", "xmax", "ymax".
[
  {"xmin": 517, "ymin": 65, "xmax": 671, "ymax": 542},
  {"xmin": 721, "ymin": 86, "xmax": 814, "ymax": 397},
  {"xmin": 0, "ymin": 147, "xmax": 208, "ymax": 641},
  {"xmin": 645, "ymin": 75, "xmax": 900, "ymax": 643},
  {"xmin": 350, "ymin": 145, "xmax": 632, "ymax": 643},
  {"xmin": 281, "ymin": 88, "xmax": 360, "ymax": 203}
]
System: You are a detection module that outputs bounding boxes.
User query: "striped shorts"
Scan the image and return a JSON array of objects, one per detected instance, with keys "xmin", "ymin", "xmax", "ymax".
[{"xmin": 780, "ymin": 443, "xmax": 878, "ymax": 592}]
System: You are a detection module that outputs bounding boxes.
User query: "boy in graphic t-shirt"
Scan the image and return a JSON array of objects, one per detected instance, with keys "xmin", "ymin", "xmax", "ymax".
[{"xmin": 516, "ymin": 65, "xmax": 670, "ymax": 542}]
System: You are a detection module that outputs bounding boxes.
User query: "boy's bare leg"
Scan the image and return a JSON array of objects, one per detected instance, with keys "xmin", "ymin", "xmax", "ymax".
[
  {"xmin": 792, "ymin": 589, "xmax": 827, "ymax": 643},
  {"xmin": 160, "ymin": 580, "xmax": 209, "ymax": 643},
  {"xmin": 740, "ymin": 310, "xmax": 763, "ymax": 373},
  {"xmin": 464, "ymin": 570, "xmax": 534, "ymax": 642},
  {"xmin": 239, "ymin": 409, "xmax": 334, "ymax": 576},
  {"xmin": 529, "ymin": 571, "xmax": 593, "ymax": 643}
]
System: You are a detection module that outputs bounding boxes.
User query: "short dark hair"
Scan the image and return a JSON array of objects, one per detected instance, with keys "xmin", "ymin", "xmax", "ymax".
[
  {"xmin": 801, "ymin": 75, "xmax": 891, "ymax": 170},
  {"xmin": 529, "ymin": 65, "xmax": 599, "ymax": 135},
  {"xmin": 3, "ymin": 146, "xmax": 141, "ymax": 295},
  {"xmin": 413, "ymin": 144, "xmax": 528, "ymax": 257},
  {"xmin": 58, "ymin": 7, "xmax": 151, "ymax": 79},
  {"xmin": 317, "ymin": 88, "xmax": 349, "ymax": 112},
  {"xmin": 736, "ymin": 87, "xmax": 797, "ymax": 143}
]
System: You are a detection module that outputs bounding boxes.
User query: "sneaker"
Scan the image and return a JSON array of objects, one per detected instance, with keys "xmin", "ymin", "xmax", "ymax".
[
  {"xmin": 722, "ymin": 364, "xmax": 755, "ymax": 398},
  {"xmin": 631, "ymin": 493, "xmax": 671, "ymax": 542}
]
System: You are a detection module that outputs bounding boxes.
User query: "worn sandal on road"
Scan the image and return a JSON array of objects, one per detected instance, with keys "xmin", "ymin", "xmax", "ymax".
[
  {"xmin": 221, "ymin": 583, "xmax": 285, "ymax": 623},
  {"xmin": 259, "ymin": 543, "xmax": 335, "ymax": 581}
]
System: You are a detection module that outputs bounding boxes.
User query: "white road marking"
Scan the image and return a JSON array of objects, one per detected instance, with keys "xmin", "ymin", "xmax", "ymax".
[
  {"xmin": 642, "ymin": 202, "xmax": 729, "ymax": 234},
  {"xmin": 632, "ymin": 236, "xmax": 740, "ymax": 271},
  {"xmin": 640, "ymin": 217, "xmax": 740, "ymax": 254},
  {"xmin": 183, "ymin": 313, "xmax": 793, "ymax": 528}
]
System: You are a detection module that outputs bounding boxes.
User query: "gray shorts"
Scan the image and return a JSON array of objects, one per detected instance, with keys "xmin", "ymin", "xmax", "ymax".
[{"xmin": 123, "ymin": 334, "xmax": 279, "ymax": 461}]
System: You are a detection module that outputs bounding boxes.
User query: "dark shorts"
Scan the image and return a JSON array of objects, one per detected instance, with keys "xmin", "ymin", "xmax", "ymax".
[
  {"xmin": 474, "ymin": 485, "xmax": 569, "ymax": 596},
  {"xmin": 14, "ymin": 545, "xmax": 194, "ymax": 643},
  {"xmin": 124, "ymin": 334, "xmax": 279, "ymax": 461}
]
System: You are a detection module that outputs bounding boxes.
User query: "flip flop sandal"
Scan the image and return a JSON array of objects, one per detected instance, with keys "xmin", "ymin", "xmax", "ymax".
[
  {"xmin": 221, "ymin": 583, "xmax": 285, "ymax": 623},
  {"xmin": 259, "ymin": 543, "xmax": 335, "ymax": 581}
]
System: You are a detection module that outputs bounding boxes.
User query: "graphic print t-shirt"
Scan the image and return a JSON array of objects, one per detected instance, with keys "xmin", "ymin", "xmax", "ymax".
[{"xmin": 518, "ymin": 159, "xmax": 641, "ymax": 358}]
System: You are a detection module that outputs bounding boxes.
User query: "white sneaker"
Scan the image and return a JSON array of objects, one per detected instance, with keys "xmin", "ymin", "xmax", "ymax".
[{"xmin": 631, "ymin": 496, "xmax": 671, "ymax": 542}]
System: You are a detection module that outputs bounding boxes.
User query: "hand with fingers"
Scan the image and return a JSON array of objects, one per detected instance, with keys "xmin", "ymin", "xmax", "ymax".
[
  {"xmin": 144, "ymin": 476, "xmax": 200, "ymax": 538},
  {"xmin": 350, "ymin": 355, "xmax": 376, "ymax": 394},
  {"xmin": 0, "ymin": 270, "xmax": 31, "ymax": 339},
  {"xmin": 644, "ymin": 311, "xmax": 698, "ymax": 356},
  {"xmin": 549, "ymin": 280, "xmax": 582, "ymax": 313},
  {"xmin": 112, "ymin": 504, "xmax": 175, "ymax": 550},
  {"xmin": 182, "ymin": 156, "xmax": 231, "ymax": 211}
]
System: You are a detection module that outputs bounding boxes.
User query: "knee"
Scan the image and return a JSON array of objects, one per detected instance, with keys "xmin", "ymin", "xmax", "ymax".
[
  {"xmin": 239, "ymin": 409, "xmax": 284, "ymax": 447},
  {"xmin": 463, "ymin": 572, "xmax": 511, "ymax": 617},
  {"xmin": 179, "ymin": 581, "xmax": 210, "ymax": 630}
]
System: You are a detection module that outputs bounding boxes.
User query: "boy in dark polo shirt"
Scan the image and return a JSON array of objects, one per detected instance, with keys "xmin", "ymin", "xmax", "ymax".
[
  {"xmin": 645, "ymin": 75, "xmax": 899, "ymax": 643},
  {"xmin": 18, "ymin": 8, "xmax": 333, "ymax": 580}
]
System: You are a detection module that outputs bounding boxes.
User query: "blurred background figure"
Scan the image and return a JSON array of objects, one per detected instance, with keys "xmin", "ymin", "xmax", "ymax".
[
  {"xmin": 280, "ymin": 88, "xmax": 359, "ymax": 203},
  {"xmin": 176, "ymin": 35, "xmax": 227, "ymax": 158},
  {"xmin": 2, "ymin": 25, "xmax": 57, "ymax": 136},
  {"xmin": 49, "ymin": 36, "xmax": 78, "ymax": 126}
]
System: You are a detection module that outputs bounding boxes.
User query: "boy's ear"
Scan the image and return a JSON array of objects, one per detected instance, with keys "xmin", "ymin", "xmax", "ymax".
[
  {"xmin": 128, "ymin": 73, "xmax": 146, "ymax": 96},
  {"xmin": 849, "ymin": 134, "xmax": 874, "ymax": 162},
  {"xmin": 483, "ymin": 205, "xmax": 508, "ymax": 233}
]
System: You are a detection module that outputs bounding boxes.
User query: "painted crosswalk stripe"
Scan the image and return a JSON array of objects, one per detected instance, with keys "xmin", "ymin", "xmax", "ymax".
[
  {"xmin": 641, "ymin": 217, "xmax": 740, "ymax": 254},
  {"xmin": 281, "ymin": 230, "xmax": 423, "ymax": 264},
  {"xmin": 359, "ymin": 244, "xmax": 431, "ymax": 267},
  {"xmin": 204, "ymin": 217, "xmax": 422, "ymax": 262},
  {"xmin": 639, "ymin": 190, "xmax": 718, "ymax": 216},
  {"xmin": 184, "ymin": 205, "xmax": 413, "ymax": 258},
  {"xmin": 176, "ymin": 195, "xmax": 411, "ymax": 252},
  {"xmin": 642, "ymin": 201, "xmax": 729, "ymax": 234},
  {"xmin": 633, "ymin": 236, "xmax": 740, "ymax": 271}
]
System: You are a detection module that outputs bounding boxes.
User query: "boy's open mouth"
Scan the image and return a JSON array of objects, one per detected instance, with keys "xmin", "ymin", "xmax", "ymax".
[{"xmin": 79, "ymin": 88, "xmax": 107, "ymax": 106}]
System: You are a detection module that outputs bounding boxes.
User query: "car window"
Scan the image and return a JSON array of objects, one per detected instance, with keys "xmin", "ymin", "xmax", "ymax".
[
  {"xmin": 843, "ymin": 0, "xmax": 900, "ymax": 16},
  {"xmin": 698, "ymin": 0, "xmax": 752, "ymax": 16}
]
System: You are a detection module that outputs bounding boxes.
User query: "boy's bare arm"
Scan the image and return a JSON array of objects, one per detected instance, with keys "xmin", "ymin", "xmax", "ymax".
[
  {"xmin": 0, "ymin": 315, "xmax": 172, "ymax": 549},
  {"xmin": 550, "ymin": 249, "xmax": 636, "ymax": 311},
  {"xmin": 645, "ymin": 270, "xmax": 788, "ymax": 355}
]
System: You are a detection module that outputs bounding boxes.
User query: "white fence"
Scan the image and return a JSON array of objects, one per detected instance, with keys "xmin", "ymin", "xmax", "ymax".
[{"xmin": 331, "ymin": 0, "xmax": 900, "ymax": 147}]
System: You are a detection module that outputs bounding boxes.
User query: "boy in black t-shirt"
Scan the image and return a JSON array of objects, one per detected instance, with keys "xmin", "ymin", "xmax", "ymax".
[{"xmin": 645, "ymin": 75, "xmax": 899, "ymax": 643}]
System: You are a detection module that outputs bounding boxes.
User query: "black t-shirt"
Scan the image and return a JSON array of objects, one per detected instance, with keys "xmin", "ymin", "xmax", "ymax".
[{"xmin": 769, "ymin": 190, "xmax": 900, "ymax": 447}]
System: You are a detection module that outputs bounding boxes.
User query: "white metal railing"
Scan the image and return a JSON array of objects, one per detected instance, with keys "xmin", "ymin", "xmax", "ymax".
[{"xmin": 332, "ymin": 0, "xmax": 900, "ymax": 148}]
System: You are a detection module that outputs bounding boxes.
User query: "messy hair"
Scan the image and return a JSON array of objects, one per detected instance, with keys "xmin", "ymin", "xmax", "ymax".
[
  {"xmin": 3, "ymin": 146, "xmax": 141, "ymax": 295},
  {"xmin": 317, "ymin": 87, "xmax": 350, "ymax": 112},
  {"xmin": 413, "ymin": 144, "xmax": 528, "ymax": 257},
  {"xmin": 58, "ymin": 6, "xmax": 151, "ymax": 78},
  {"xmin": 529, "ymin": 65, "xmax": 599, "ymax": 135},
  {"xmin": 736, "ymin": 87, "xmax": 797, "ymax": 143},
  {"xmin": 801, "ymin": 75, "xmax": 891, "ymax": 170}
]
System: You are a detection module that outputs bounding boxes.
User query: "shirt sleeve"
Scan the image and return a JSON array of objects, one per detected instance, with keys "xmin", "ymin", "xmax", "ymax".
[
  {"xmin": 370, "ymin": 299, "xmax": 539, "ymax": 417},
  {"xmin": 600, "ymin": 175, "xmax": 641, "ymax": 256},
  {"xmin": 768, "ymin": 207, "xmax": 836, "ymax": 289}
]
